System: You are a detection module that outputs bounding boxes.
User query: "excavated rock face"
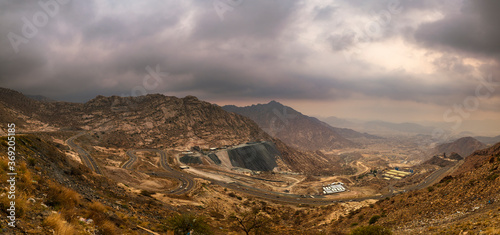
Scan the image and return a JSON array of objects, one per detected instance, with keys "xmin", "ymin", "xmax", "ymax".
[
  {"xmin": 207, "ymin": 153, "xmax": 221, "ymax": 165},
  {"xmin": 423, "ymin": 155, "xmax": 454, "ymax": 167},
  {"xmin": 180, "ymin": 155, "xmax": 203, "ymax": 164},
  {"xmin": 226, "ymin": 142, "xmax": 280, "ymax": 171},
  {"xmin": 447, "ymin": 152, "xmax": 463, "ymax": 161}
]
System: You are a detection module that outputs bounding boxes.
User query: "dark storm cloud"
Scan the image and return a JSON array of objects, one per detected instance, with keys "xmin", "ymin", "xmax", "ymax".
[
  {"xmin": 0, "ymin": 0, "xmax": 498, "ymax": 112},
  {"xmin": 191, "ymin": 0, "xmax": 298, "ymax": 40},
  {"xmin": 415, "ymin": 0, "xmax": 500, "ymax": 58},
  {"xmin": 327, "ymin": 0, "xmax": 461, "ymax": 51}
]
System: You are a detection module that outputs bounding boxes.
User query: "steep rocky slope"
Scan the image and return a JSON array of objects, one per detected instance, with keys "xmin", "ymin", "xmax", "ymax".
[
  {"xmin": 0, "ymin": 87, "xmax": 270, "ymax": 149},
  {"xmin": 223, "ymin": 101, "xmax": 379, "ymax": 151}
]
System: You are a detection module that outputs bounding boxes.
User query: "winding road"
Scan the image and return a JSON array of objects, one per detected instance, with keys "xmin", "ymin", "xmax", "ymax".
[
  {"xmin": 68, "ymin": 132, "xmax": 455, "ymax": 204},
  {"xmin": 121, "ymin": 149, "xmax": 196, "ymax": 195},
  {"xmin": 67, "ymin": 132, "xmax": 102, "ymax": 174},
  {"xmin": 122, "ymin": 150, "xmax": 138, "ymax": 169}
]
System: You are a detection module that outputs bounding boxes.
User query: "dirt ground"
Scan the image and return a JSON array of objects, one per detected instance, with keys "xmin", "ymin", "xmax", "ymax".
[{"xmin": 106, "ymin": 166, "xmax": 177, "ymax": 192}]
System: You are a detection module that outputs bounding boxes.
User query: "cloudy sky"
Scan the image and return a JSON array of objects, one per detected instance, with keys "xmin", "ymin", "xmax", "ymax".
[{"xmin": 1, "ymin": 0, "xmax": 499, "ymax": 134}]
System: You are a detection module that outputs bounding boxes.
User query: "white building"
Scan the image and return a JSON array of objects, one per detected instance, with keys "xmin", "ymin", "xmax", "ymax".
[{"xmin": 322, "ymin": 182, "xmax": 346, "ymax": 194}]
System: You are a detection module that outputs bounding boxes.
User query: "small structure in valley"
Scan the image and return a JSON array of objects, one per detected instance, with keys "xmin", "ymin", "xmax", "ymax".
[
  {"xmin": 322, "ymin": 182, "xmax": 346, "ymax": 195},
  {"xmin": 383, "ymin": 169, "xmax": 412, "ymax": 180}
]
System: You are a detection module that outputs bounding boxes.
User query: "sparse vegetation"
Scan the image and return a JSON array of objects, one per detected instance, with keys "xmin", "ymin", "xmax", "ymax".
[
  {"xmin": 350, "ymin": 225, "xmax": 392, "ymax": 235},
  {"xmin": 165, "ymin": 213, "xmax": 212, "ymax": 235},
  {"xmin": 44, "ymin": 213, "xmax": 76, "ymax": 235},
  {"xmin": 369, "ymin": 215, "xmax": 381, "ymax": 224},
  {"xmin": 487, "ymin": 173, "xmax": 499, "ymax": 181},
  {"xmin": 46, "ymin": 181, "xmax": 81, "ymax": 210},
  {"xmin": 230, "ymin": 207, "xmax": 273, "ymax": 235}
]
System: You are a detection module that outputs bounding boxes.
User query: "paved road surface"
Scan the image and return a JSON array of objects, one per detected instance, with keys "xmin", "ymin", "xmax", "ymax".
[
  {"xmin": 122, "ymin": 150, "xmax": 138, "ymax": 169},
  {"xmin": 122, "ymin": 149, "xmax": 196, "ymax": 195},
  {"xmin": 69, "ymin": 134, "xmax": 455, "ymax": 204},
  {"xmin": 67, "ymin": 133, "xmax": 102, "ymax": 174},
  {"xmin": 159, "ymin": 150, "xmax": 196, "ymax": 195},
  {"xmin": 185, "ymin": 163, "xmax": 457, "ymax": 205}
]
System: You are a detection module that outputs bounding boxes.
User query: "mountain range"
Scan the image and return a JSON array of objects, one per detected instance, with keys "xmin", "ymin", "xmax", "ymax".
[
  {"xmin": 0, "ymin": 88, "xmax": 343, "ymax": 174},
  {"xmin": 223, "ymin": 101, "xmax": 380, "ymax": 151},
  {"xmin": 321, "ymin": 116, "xmax": 436, "ymax": 136}
]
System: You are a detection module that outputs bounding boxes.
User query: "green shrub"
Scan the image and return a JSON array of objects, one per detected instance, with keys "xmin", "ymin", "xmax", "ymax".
[
  {"xmin": 166, "ymin": 213, "xmax": 212, "ymax": 235},
  {"xmin": 369, "ymin": 215, "xmax": 381, "ymax": 224}
]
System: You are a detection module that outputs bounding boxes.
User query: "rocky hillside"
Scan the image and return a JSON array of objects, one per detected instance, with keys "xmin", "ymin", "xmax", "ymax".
[
  {"xmin": 0, "ymin": 88, "xmax": 271, "ymax": 149},
  {"xmin": 333, "ymin": 141, "xmax": 500, "ymax": 234},
  {"xmin": 0, "ymin": 134, "xmax": 180, "ymax": 234},
  {"xmin": 223, "ymin": 101, "xmax": 379, "ymax": 151},
  {"xmin": 431, "ymin": 137, "xmax": 487, "ymax": 158},
  {"xmin": 0, "ymin": 87, "xmax": 345, "ymax": 174}
]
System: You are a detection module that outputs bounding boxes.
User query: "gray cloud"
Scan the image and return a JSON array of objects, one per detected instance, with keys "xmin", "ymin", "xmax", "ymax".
[
  {"xmin": 415, "ymin": 1, "xmax": 500, "ymax": 58},
  {"xmin": 0, "ymin": 0, "xmax": 499, "ymax": 123}
]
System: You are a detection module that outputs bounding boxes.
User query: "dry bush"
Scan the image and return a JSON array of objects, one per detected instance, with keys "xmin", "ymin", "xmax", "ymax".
[
  {"xmin": 44, "ymin": 213, "xmax": 76, "ymax": 235},
  {"xmin": 0, "ymin": 156, "xmax": 9, "ymax": 172},
  {"xmin": 206, "ymin": 200, "xmax": 225, "ymax": 219},
  {"xmin": 90, "ymin": 201, "xmax": 108, "ymax": 213},
  {"xmin": 18, "ymin": 161, "xmax": 35, "ymax": 191},
  {"xmin": 46, "ymin": 182, "xmax": 81, "ymax": 210},
  {"xmin": 86, "ymin": 201, "xmax": 108, "ymax": 222},
  {"xmin": 99, "ymin": 220, "xmax": 119, "ymax": 235}
]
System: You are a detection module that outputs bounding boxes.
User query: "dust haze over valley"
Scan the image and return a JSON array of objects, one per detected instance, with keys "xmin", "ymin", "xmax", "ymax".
[{"xmin": 1, "ymin": 0, "xmax": 500, "ymax": 234}]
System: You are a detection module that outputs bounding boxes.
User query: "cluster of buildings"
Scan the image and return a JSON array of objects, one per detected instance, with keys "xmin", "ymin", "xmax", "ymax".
[
  {"xmin": 383, "ymin": 169, "xmax": 412, "ymax": 180},
  {"xmin": 322, "ymin": 182, "xmax": 346, "ymax": 195}
]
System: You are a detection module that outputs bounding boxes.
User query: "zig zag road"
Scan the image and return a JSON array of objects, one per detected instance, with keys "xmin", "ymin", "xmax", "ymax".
[
  {"xmin": 67, "ymin": 132, "xmax": 102, "ymax": 174},
  {"xmin": 120, "ymin": 150, "xmax": 454, "ymax": 205},
  {"xmin": 179, "ymin": 157, "xmax": 457, "ymax": 205},
  {"xmin": 122, "ymin": 150, "xmax": 138, "ymax": 169},
  {"xmin": 122, "ymin": 149, "xmax": 195, "ymax": 195},
  {"xmin": 70, "ymin": 133, "xmax": 453, "ymax": 204}
]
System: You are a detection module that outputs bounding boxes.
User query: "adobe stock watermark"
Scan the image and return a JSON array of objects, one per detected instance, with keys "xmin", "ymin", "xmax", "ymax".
[
  {"xmin": 262, "ymin": 107, "xmax": 297, "ymax": 134},
  {"xmin": 110, "ymin": 64, "xmax": 168, "ymax": 112},
  {"xmin": 7, "ymin": 0, "xmax": 71, "ymax": 54},
  {"xmin": 213, "ymin": 0, "xmax": 244, "ymax": 21},
  {"xmin": 336, "ymin": 0, "xmax": 402, "ymax": 62},
  {"xmin": 417, "ymin": 74, "xmax": 499, "ymax": 152}
]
